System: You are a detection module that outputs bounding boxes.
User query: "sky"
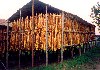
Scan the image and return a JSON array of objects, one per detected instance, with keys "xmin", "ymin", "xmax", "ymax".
[{"xmin": 0, "ymin": 0, "xmax": 100, "ymax": 35}]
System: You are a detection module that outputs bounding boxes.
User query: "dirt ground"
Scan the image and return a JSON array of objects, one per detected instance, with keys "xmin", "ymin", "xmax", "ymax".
[
  {"xmin": 96, "ymin": 58, "xmax": 100, "ymax": 70},
  {"xmin": 96, "ymin": 65, "xmax": 100, "ymax": 70}
]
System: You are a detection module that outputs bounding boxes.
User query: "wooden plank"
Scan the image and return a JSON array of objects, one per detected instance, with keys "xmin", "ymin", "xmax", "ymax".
[
  {"xmin": 32, "ymin": 0, "xmax": 34, "ymax": 67},
  {"xmin": 46, "ymin": 5, "xmax": 48, "ymax": 66},
  {"xmin": 61, "ymin": 11, "xmax": 64, "ymax": 62}
]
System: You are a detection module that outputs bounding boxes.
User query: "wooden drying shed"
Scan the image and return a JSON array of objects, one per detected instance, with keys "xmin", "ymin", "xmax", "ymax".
[{"xmin": 8, "ymin": 0, "xmax": 95, "ymax": 51}]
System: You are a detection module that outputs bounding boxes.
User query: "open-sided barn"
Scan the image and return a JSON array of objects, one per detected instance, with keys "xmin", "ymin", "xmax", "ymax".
[{"xmin": 8, "ymin": 0, "xmax": 95, "ymax": 51}]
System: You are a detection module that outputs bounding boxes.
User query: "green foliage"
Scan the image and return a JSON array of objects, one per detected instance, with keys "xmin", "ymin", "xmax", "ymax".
[{"xmin": 91, "ymin": 2, "xmax": 100, "ymax": 31}]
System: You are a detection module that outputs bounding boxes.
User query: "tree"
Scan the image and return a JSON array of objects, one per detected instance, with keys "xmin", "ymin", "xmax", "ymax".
[{"xmin": 90, "ymin": 2, "xmax": 100, "ymax": 32}]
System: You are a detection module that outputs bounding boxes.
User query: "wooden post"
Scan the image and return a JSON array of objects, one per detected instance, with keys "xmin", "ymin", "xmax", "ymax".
[
  {"xmin": 6, "ymin": 20, "xmax": 9, "ymax": 70},
  {"xmin": 32, "ymin": 0, "xmax": 34, "ymax": 67},
  {"xmin": 46, "ymin": 5, "xmax": 48, "ymax": 66},
  {"xmin": 89, "ymin": 41, "xmax": 92, "ymax": 49},
  {"xmin": 79, "ymin": 46, "xmax": 81, "ymax": 56},
  {"xmin": 71, "ymin": 47, "xmax": 74, "ymax": 58},
  {"xmin": 83, "ymin": 43, "xmax": 86, "ymax": 53},
  {"xmin": 61, "ymin": 11, "xmax": 64, "ymax": 62},
  {"xmin": 19, "ymin": 9, "xmax": 21, "ymax": 69},
  {"xmin": 70, "ymin": 20, "xmax": 73, "ymax": 58}
]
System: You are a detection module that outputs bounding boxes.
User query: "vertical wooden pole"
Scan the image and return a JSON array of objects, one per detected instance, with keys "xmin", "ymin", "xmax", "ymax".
[
  {"xmin": 6, "ymin": 20, "xmax": 9, "ymax": 70},
  {"xmin": 61, "ymin": 11, "xmax": 64, "ymax": 62},
  {"xmin": 46, "ymin": 5, "xmax": 48, "ymax": 66},
  {"xmin": 79, "ymin": 46, "xmax": 81, "ymax": 56},
  {"xmin": 70, "ymin": 19, "xmax": 73, "ymax": 58},
  {"xmin": 84, "ymin": 43, "xmax": 86, "ymax": 53},
  {"xmin": 19, "ymin": 9, "xmax": 21, "ymax": 69},
  {"xmin": 32, "ymin": 0, "xmax": 34, "ymax": 67}
]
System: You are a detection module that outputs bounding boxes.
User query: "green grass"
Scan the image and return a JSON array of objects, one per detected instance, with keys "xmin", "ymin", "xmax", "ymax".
[{"xmin": 27, "ymin": 44, "xmax": 100, "ymax": 70}]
